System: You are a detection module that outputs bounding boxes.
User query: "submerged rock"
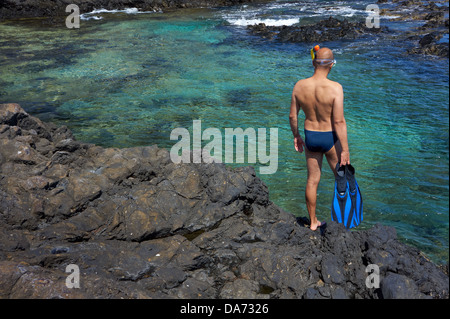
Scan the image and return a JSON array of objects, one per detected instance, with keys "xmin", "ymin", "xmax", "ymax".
[
  {"xmin": 0, "ymin": 103, "xmax": 448, "ymax": 299},
  {"xmin": 408, "ymin": 31, "xmax": 449, "ymax": 57},
  {"xmin": 377, "ymin": 0, "xmax": 449, "ymax": 58}
]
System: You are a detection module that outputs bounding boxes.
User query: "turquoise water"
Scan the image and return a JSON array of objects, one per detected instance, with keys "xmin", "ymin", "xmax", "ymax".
[{"xmin": 0, "ymin": 1, "xmax": 448, "ymax": 263}]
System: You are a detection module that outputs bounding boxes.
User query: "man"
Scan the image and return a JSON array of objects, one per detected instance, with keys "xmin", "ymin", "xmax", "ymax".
[{"xmin": 289, "ymin": 47, "xmax": 350, "ymax": 231}]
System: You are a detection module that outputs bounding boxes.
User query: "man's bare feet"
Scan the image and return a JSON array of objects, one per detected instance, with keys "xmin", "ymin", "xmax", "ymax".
[{"xmin": 310, "ymin": 220, "xmax": 324, "ymax": 231}]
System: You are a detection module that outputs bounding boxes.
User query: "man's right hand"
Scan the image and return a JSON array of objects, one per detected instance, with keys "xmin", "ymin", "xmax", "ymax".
[
  {"xmin": 340, "ymin": 150, "xmax": 350, "ymax": 166},
  {"xmin": 294, "ymin": 136, "xmax": 306, "ymax": 153}
]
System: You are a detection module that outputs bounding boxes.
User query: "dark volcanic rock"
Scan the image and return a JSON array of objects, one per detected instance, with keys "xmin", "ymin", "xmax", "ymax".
[
  {"xmin": 0, "ymin": 0, "xmax": 271, "ymax": 20},
  {"xmin": 245, "ymin": 0, "xmax": 448, "ymax": 59},
  {"xmin": 247, "ymin": 17, "xmax": 387, "ymax": 44},
  {"xmin": 0, "ymin": 103, "xmax": 448, "ymax": 299},
  {"xmin": 377, "ymin": 0, "xmax": 449, "ymax": 57},
  {"xmin": 408, "ymin": 31, "xmax": 449, "ymax": 57}
]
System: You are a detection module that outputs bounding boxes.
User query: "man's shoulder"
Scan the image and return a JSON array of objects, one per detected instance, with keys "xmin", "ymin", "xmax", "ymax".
[
  {"xmin": 294, "ymin": 78, "xmax": 307, "ymax": 85},
  {"xmin": 327, "ymin": 79, "xmax": 343, "ymax": 90},
  {"xmin": 294, "ymin": 78, "xmax": 312, "ymax": 88}
]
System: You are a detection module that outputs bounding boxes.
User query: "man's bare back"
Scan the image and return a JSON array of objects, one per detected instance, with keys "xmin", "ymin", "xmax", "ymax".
[{"xmin": 292, "ymin": 77, "xmax": 343, "ymax": 132}]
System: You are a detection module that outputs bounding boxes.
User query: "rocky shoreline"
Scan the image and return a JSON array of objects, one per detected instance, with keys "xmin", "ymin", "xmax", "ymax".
[
  {"xmin": 0, "ymin": 103, "xmax": 448, "ymax": 299},
  {"xmin": 0, "ymin": 0, "xmax": 269, "ymax": 20}
]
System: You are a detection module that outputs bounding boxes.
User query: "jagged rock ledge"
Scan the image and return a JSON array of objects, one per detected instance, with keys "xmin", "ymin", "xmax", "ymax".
[{"xmin": 0, "ymin": 103, "xmax": 448, "ymax": 299}]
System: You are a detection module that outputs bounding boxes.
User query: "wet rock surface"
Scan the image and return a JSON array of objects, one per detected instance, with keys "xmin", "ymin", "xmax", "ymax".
[
  {"xmin": 247, "ymin": 16, "xmax": 387, "ymax": 43},
  {"xmin": 407, "ymin": 30, "xmax": 449, "ymax": 57},
  {"xmin": 0, "ymin": 103, "xmax": 448, "ymax": 299},
  {"xmin": 378, "ymin": 0, "xmax": 449, "ymax": 57}
]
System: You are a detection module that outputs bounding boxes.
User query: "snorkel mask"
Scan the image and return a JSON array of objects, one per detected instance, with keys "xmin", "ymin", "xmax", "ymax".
[{"xmin": 311, "ymin": 44, "xmax": 336, "ymax": 66}]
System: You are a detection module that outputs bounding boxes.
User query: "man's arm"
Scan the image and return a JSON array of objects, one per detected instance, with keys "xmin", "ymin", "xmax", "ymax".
[
  {"xmin": 332, "ymin": 84, "xmax": 350, "ymax": 165},
  {"xmin": 289, "ymin": 87, "xmax": 305, "ymax": 153}
]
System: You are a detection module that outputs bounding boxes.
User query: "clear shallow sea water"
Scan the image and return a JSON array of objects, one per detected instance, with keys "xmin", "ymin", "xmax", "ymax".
[{"xmin": 0, "ymin": 1, "xmax": 448, "ymax": 264}]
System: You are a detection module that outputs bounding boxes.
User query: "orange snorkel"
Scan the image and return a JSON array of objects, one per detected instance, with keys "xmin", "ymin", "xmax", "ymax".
[{"xmin": 310, "ymin": 45, "xmax": 320, "ymax": 60}]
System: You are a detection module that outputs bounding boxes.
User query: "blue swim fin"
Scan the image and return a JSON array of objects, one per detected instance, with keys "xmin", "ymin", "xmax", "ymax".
[
  {"xmin": 331, "ymin": 163, "xmax": 351, "ymax": 225},
  {"xmin": 331, "ymin": 163, "xmax": 363, "ymax": 229},
  {"xmin": 345, "ymin": 164, "xmax": 363, "ymax": 229}
]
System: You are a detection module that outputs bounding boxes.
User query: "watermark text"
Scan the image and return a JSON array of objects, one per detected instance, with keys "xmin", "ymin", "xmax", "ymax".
[
  {"xmin": 66, "ymin": 4, "xmax": 80, "ymax": 29},
  {"xmin": 365, "ymin": 264, "xmax": 380, "ymax": 289},
  {"xmin": 170, "ymin": 120, "xmax": 278, "ymax": 175},
  {"xmin": 366, "ymin": 4, "xmax": 380, "ymax": 28},
  {"xmin": 65, "ymin": 264, "xmax": 80, "ymax": 288}
]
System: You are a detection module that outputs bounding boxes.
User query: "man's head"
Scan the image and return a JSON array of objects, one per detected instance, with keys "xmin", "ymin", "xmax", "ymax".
[{"xmin": 312, "ymin": 47, "xmax": 336, "ymax": 71}]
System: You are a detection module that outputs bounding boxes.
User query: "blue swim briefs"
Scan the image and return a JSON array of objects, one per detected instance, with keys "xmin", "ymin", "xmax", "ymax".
[{"xmin": 304, "ymin": 129, "xmax": 338, "ymax": 153}]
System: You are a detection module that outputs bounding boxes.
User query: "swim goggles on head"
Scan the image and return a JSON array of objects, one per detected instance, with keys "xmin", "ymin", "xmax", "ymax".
[{"xmin": 314, "ymin": 58, "xmax": 336, "ymax": 66}]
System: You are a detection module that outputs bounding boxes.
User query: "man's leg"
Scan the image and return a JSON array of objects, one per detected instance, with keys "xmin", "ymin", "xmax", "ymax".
[
  {"xmin": 305, "ymin": 148, "xmax": 323, "ymax": 231},
  {"xmin": 325, "ymin": 140, "xmax": 342, "ymax": 176}
]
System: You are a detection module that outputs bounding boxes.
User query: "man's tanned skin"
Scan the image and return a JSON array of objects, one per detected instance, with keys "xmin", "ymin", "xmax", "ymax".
[{"xmin": 289, "ymin": 47, "xmax": 350, "ymax": 231}]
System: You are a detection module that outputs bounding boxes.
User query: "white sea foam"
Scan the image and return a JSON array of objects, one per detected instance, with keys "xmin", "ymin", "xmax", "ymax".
[
  {"xmin": 222, "ymin": 1, "xmax": 396, "ymax": 28},
  {"xmin": 80, "ymin": 7, "xmax": 157, "ymax": 21},
  {"xmin": 222, "ymin": 1, "xmax": 304, "ymax": 27},
  {"xmin": 313, "ymin": 6, "xmax": 365, "ymax": 18},
  {"xmin": 227, "ymin": 17, "xmax": 300, "ymax": 27},
  {"xmin": 380, "ymin": 15, "xmax": 401, "ymax": 19},
  {"xmin": 80, "ymin": 15, "xmax": 103, "ymax": 21},
  {"xmin": 265, "ymin": 2, "xmax": 304, "ymax": 10},
  {"xmin": 222, "ymin": 1, "xmax": 371, "ymax": 27}
]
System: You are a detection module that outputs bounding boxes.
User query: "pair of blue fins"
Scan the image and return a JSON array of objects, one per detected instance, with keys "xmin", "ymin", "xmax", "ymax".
[{"xmin": 331, "ymin": 163, "xmax": 363, "ymax": 229}]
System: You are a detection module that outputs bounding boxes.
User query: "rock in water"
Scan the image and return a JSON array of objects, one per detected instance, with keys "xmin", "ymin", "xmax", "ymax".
[
  {"xmin": 247, "ymin": 17, "xmax": 387, "ymax": 44},
  {"xmin": 0, "ymin": 103, "xmax": 448, "ymax": 299}
]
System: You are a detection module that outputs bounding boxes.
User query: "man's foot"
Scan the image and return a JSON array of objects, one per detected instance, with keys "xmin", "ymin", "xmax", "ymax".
[{"xmin": 310, "ymin": 220, "xmax": 325, "ymax": 231}]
